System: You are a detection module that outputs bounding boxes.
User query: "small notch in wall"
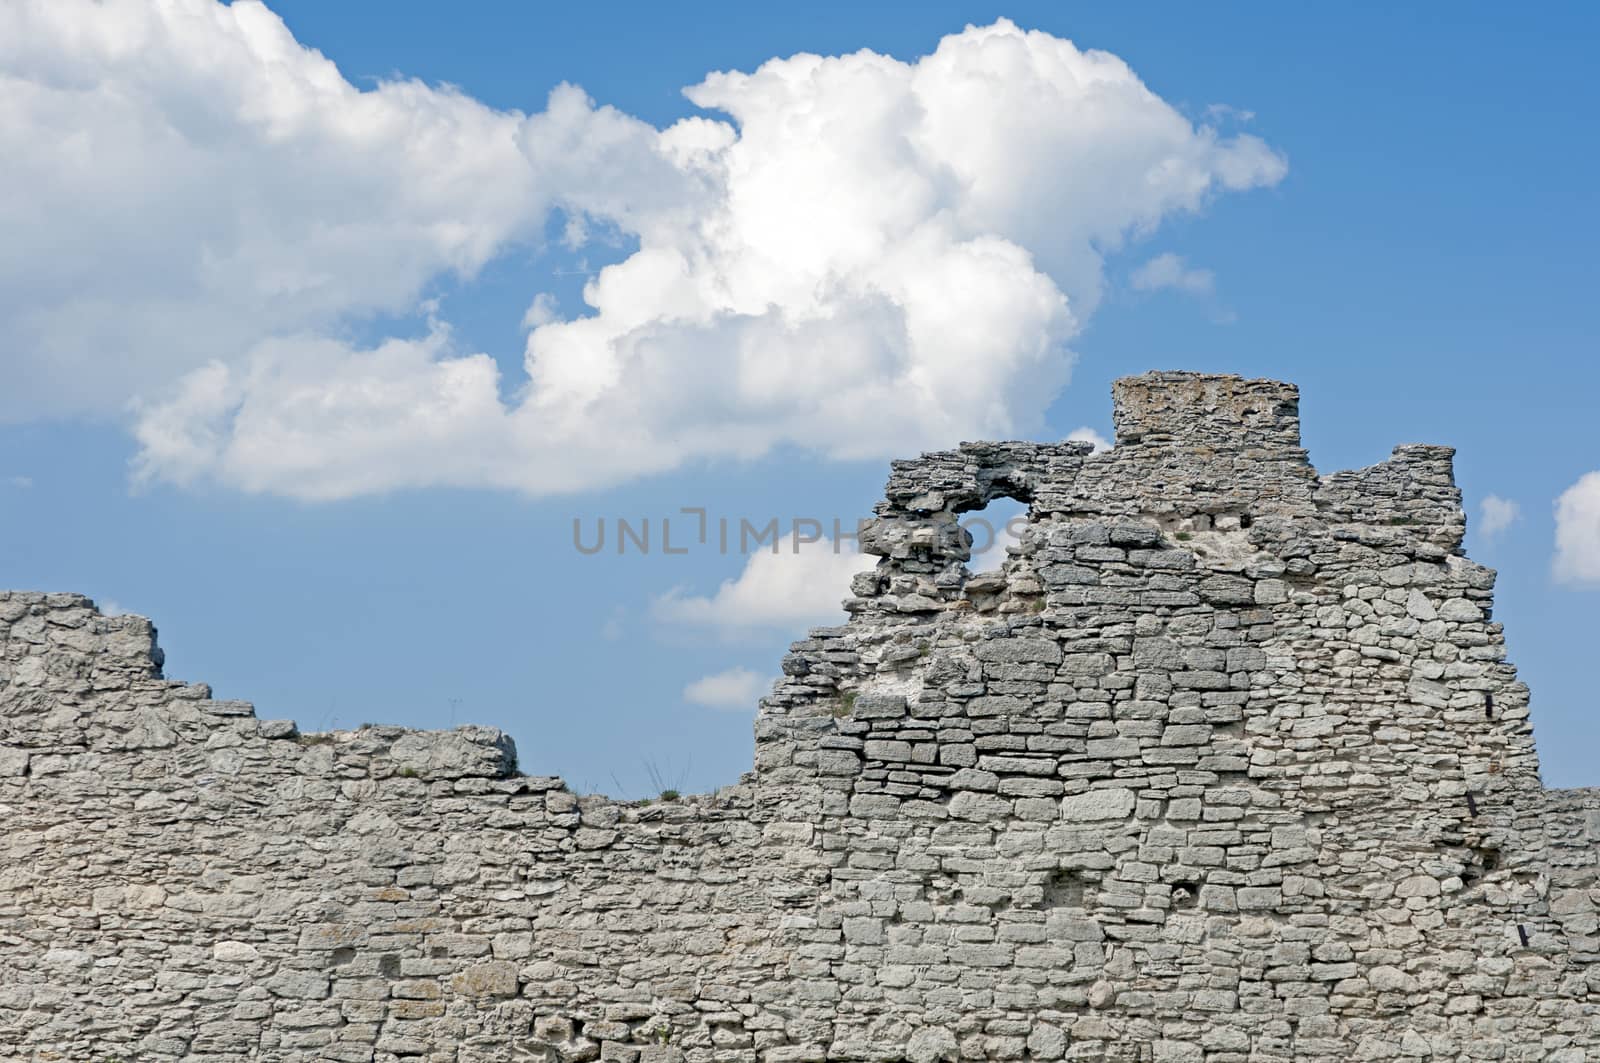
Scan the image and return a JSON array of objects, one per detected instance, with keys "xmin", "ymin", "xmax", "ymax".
[
  {"xmin": 1466, "ymin": 793, "xmax": 1478, "ymax": 817},
  {"xmin": 1485, "ymin": 693, "xmax": 1495, "ymax": 720},
  {"xmin": 1516, "ymin": 923, "xmax": 1530, "ymax": 947},
  {"xmin": 1043, "ymin": 869, "xmax": 1089, "ymax": 909}
]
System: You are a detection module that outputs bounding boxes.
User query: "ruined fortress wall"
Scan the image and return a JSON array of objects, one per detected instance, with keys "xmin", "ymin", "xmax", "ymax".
[{"xmin": 1, "ymin": 372, "xmax": 1596, "ymax": 1063}]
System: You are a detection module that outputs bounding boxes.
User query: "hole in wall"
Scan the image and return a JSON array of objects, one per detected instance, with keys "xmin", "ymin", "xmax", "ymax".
[
  {"xmin": 1043, "ymin": 869, "xmax": 1091, "ymax": 908},
  {"xmin": 1461, "ymin": 845, "xmax": 1502, "ymax": 889},
  {"xmin": 1169, "ymin": 881, "xmax": 1199, "ymax": 909},
  {"xmin": 963, "ymin": 497, "xmax": 1031, "ymax": 574}
]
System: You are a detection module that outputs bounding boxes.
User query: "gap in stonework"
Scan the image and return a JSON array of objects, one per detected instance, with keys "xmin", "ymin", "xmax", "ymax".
[{"xmin": 964, "ymin": 496, "xmax": 1031, "ymax": 574}]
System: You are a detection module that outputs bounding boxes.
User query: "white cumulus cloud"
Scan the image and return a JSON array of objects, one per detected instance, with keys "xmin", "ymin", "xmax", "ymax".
[
  {"xmin": 683, "ymin": 667, "xmax": 769, "ymax": 711},
  {"xmin": 1554, "ymin": 473, "xmax": 1600, "ymax": 587},
  {"xmin": 4, "ymin": 3, "xmax": 1287, "ymax": 498},
  {"xmin": 1067, "ymin": 426, "xmax": 1113, "ymax": 453},
  {"xmin": 0, "ymin": 0, "xmax": 556, "ymax": 423},
  {"xmin": 1130, "ymin": 252, "xmax": 1216, "ymax": 296},
  {"xmin": 1478, "ymin": 495, "xmax": 1520, "ymax": 541},
  {"xmin": 653, "ymin": 537, "xmax": 874, "ymax": 634}
]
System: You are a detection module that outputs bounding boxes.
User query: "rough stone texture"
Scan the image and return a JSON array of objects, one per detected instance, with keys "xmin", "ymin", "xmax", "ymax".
[{"xmin": 2, "ymin": 370, "xmax": 1597, "ymax": 1062}]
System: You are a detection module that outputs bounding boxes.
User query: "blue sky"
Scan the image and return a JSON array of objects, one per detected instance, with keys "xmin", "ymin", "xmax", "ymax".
[{"xmin": 2, "ymin": 1, "xmax": 1597, "ymax": 792}]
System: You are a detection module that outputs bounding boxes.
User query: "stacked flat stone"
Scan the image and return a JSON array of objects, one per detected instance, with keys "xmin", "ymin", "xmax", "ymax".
[{"xmin": 1, "ymin": 371, "xmax": 1596, "ymax": 1062}]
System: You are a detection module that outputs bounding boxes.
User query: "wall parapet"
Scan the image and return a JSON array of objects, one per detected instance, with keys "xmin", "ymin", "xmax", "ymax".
[{"xmin": 1111, "ymin": 370, "xmax": 1303, "ymax": 449}]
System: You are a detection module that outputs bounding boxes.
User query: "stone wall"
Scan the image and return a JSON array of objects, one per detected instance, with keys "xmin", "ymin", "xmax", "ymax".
[{"xmin": 2, "ymin": 371, "xmax": 1595, "ymax": 1063}]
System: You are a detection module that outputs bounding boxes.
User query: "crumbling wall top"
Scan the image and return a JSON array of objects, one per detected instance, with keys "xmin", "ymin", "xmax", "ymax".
[
  {"xmin": 3, "ymin": 370, "xmax": 1599, "ymax": 1062},
  {"xmin": 1111, "ymin": 370, "xmax": 1301, "ymax": 449}
]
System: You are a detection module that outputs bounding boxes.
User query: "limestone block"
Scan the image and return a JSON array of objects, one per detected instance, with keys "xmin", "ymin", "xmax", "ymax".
[
  {"xmin": 213, "ymin": 941, "xmax": 261, "ymax": 963},
  {"xmin": 907, "ymin": 1027, "xmax": 957, "ymax": 1063},
  {"xmin": 390, "ymin": 725, "xmax": 516, "ymax": 778},
  {"xmin": 451, "ymin": 961, "xmax": 520, "ymax": 998},
  {"xmin": 1061, "ymin": 788, "xmax": 1136, "ymax": 822}
]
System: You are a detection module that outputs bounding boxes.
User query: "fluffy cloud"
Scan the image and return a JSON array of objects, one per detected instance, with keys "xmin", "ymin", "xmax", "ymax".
[
  {"xmin": 653, "ymin": 538, "xmax": 874, "ymax": 634},
  {"xmin": 0, "ymin": 0, "xmax": 557, "ymax": 422},
  {"xmin": 683, "ymin": 667, "xmax": 769, "ymax": 711},
  {"xmin": 1067, "ymin": 426, "xmax": 1113, "ymax": 453},
  {"xmin": 1130, "ymin": 253, "xmax": 1216, "ymax": 296},
  {"xmin": 1477, "ymin": 495, "xmax": 1520, "ymax": 541},
  {"xmin": 1554, "ymin": 473, "xmax": 1600, "ymax": 586},
  {"xmin": 5, "ymin": 3, "xmax": 1286, "ymax": 498}
]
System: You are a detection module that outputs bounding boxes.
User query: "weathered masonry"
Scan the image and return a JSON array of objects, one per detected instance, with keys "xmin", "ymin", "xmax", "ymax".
[{"xmin": 2, "ymin": 371, "xmax": 1596, "ymax": 1063}]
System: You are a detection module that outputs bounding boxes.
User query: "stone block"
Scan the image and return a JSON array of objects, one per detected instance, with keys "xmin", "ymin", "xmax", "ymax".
[{"xmin": 1061, "ymin": 788, "xmax": 1136, "ymax": 822}]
